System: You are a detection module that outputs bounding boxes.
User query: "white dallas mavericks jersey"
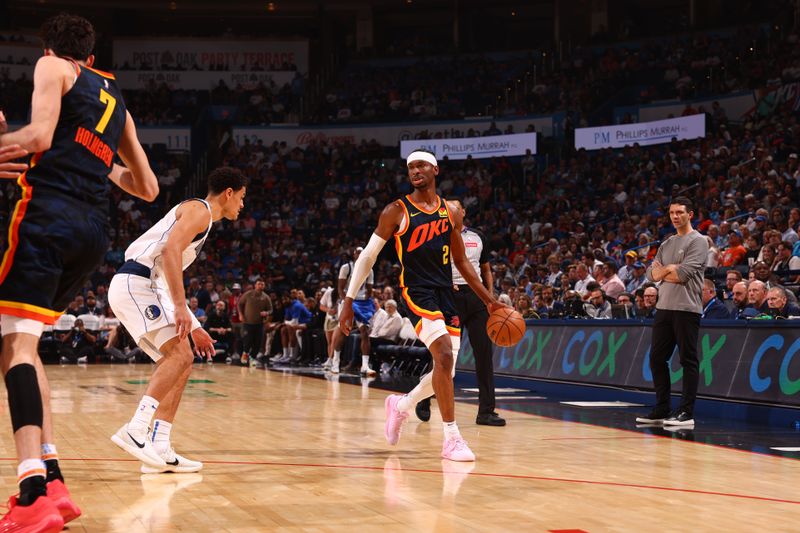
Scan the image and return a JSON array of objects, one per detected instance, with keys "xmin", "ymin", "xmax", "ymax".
[{"xmin": 125, "ymin": 199, "xmax": 213, "ymax": 279}]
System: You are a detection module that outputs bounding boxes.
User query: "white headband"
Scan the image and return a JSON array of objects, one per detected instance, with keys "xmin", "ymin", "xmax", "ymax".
[{"xmin": 406, "ymin": 151, "xmax": 437, "ymax": 167}]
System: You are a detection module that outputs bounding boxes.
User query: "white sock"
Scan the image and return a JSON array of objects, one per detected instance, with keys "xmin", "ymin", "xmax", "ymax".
[
  {"xmin": 129, "ymin": 395, "xmax": 159, "ymax": 433},
  {"xmin": 41, "ymin": 443, "xmax": 58, "ymax": 462},
  {"xmin": 17, "ymin": 458, "xmax": 46, "ymax": 484},
  {"xmin": 283, "ymin": 347, "xmax": 288, "ymax": 357},
  {"xmin": 361, "ymin": 355, "xmax": 370, "ymax": 369},
  {"xmin": 443, "ymin": 421, "xmax": 461, "ymax": 440},
  {"xmin": 151, "ymin": 419, "xmax": 172, "ymax": 454},
  {"xmin": 397, "ymin": 369, "xmax": 434, "ymax": 412},
  {"xmin": 333, "ymin": 350, "xmax": 340, "ymax": 364}
]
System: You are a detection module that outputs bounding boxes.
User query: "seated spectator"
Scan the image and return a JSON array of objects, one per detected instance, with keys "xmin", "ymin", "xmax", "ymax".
[
  {"xmin": 66, "ymin": 295, "xmax": 88, "ymax": 317},
  {"xmin": 626, "ymin": 261, "xmax": 648, "ymax": 293},
  {"xmin": 639, "ymin": 285, "xmax": 658, "ymax": 318},
  {"xmin": 584, "ymin": 288, "xmax": 612, "ymax": 319},
  {"xmin": 57, "ymin": 318, "xmax": 96, "ymax": 364},
  {"xmin": 731, "ymin": 281, "xmax": 751, "ymax": 319},
  {"xmin": 84, "ymin": 293, "xmax": 103, "ymax": 316},
  {"xmin": 701, "ymin": 278, "xmax": 731, "ymax": 319},
  {"xmin": 719, "ymin": 231, "xmax": 746, "ymax": 267},
  {"xmin": 370, "ymin": 299, "xmax": 403, "ymax": 343},
  {"xmin": 618, "ymin": 251, "xmax": 638, "ymax": 285},
  {"xmin": 537, "ymin": 286, "xmax": 565, "ymax": 318},
  {"xmin": 204, "ymin": 300, "xmax": 233, "ymax": 361},
  {"xmin": 189, "ymin": 296, "xmax": 207, "ymax": 324},
  {"xmin": 573, "ymin": 263, "xmax": 594, "ymax": 297},
  {"xmin": 600, "ymin": 261, "xmax": 625, "ymax": 301},
  {"xmin": 772, "ymin": 241, "xmax": 800, "ymax": 283},
  {"xmin": 751, "ymin": 261, "xmax": 780, "ymax": 287},
  {"xmin": 747, "ymin": 280, "xmax": 770, "ymax": 315},
  {"xmin": 613, "ymin": 292, "xmax": 637, "ymax": 319},
  {"xmin": 767, "ymin": 286, "xmax": 800, "ymax": 318},
  {"xmin": 278, "ymin": 291, "xmax": 314, "ymax": 364},
  {"xmin": 104, "ymin": 323, "xmax": 142, "ymax": 362},
  {"xmin": 723, "ymin": 269, "xmax": 742, "ymax": 300},
  {"xmin": 515, "ymin": 293, "xmax": 540, "ymax": 319}
]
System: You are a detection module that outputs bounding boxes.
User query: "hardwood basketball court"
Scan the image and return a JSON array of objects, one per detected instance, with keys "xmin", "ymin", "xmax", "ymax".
[{"xmin": 2, "ymin": 364, "xmax": 797, "ymax": 532}]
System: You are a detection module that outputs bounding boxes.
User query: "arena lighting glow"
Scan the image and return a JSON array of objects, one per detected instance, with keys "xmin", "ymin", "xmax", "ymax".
[{"xmin": 267, "ymin": 2, "xmax": 276, "ymax": 11}]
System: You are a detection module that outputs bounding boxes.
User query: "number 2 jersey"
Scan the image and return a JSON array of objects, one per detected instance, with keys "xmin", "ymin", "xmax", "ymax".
[
  {"xmin": 394, "ymin": 195, "xmax": 454, "ymax": 288},
  {"xmin": 25, "ymin": 62, "xmax": 126, "ymax": 208}
]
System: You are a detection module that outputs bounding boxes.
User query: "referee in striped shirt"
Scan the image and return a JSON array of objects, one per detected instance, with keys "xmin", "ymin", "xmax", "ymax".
[{"xmin": 416, "ymin": 199, "xmax": 505, "ymax": 426}]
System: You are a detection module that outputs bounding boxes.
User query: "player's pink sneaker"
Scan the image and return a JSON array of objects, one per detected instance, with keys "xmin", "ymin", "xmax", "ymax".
[
  {"xmin": 384, "ymin": 394, "xmax": 409, "ymax": 445},
  {"xmin": 441, "ymin": 436, "xmax": 476, "ymax": 462}
]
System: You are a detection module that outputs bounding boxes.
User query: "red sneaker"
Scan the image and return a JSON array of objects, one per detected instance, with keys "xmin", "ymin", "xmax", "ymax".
[
  {"xmin": 0, "ymin": 494, "xmax": 64, "ymax": 532},
  {"xmin": 45, "ymin": 481, "xmax": 81, "ymax": 524}
]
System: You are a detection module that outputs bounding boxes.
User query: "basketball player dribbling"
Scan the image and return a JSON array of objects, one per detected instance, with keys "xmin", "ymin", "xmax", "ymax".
[
  {"xmin": 0, "ymin": 14, "xmax": 159, "ymax": 530},
  {"xmin": 339, "ymin": 150, "xmax": 506, "ymax": 461},
  {"xmin": 109, "ymin": 167, "xmax": 246, "ymax": 473}
]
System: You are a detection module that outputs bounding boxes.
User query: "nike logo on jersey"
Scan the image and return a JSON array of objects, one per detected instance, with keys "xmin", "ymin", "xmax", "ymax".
[
  {"xmin": 409, "ymin": 211, "xmax": 422, "ymax": 217},
  {"xmin": 407, "ymin": 219, "xmax": 450, "ymax": 252},
  {"xmin": 127, "ymin": 432, "xmax": 146, "ymax": 449}
]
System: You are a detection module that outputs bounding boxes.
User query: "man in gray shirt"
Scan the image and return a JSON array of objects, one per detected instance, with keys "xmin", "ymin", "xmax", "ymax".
[{"xmin": 636, "ymin": 197, "xmax": 708, "ymax": 427}]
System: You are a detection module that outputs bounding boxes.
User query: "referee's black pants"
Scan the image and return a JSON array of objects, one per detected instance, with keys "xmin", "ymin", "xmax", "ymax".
[
  {"xmin": 649, "ymin": 309, "xmax": 700, "ymax": 415},
  {"xmin": 454, "ymin": 284, "xmax": 496, "ymax": 415}
]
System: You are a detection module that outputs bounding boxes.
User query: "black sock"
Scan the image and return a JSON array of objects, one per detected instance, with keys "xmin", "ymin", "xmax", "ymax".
[
  {"xmin": 45, "ymin": 459, "xmax": 63, "ymax": 483},
  {"xmin": 18, "ymin": 476, "xmax": 46, "ymax": 506}
]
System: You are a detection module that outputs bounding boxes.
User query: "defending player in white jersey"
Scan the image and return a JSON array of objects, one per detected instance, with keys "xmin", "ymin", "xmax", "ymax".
[{"xmin": 109, "ymin": 167, "xmax": 246, "ymax": 473}]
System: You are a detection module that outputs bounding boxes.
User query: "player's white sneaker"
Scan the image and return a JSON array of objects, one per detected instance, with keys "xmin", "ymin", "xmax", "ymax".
[
  {"xmin": 140, "ymin": 447, "xmax": 203, "ymax": 474},
  {"xmin": 111, "ymin": 424, "xmax": 167, "ymax": 468}
]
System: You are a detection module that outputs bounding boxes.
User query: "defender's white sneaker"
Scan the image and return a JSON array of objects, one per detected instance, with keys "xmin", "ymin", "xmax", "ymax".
[
  {"xmin": 111, "ymin": 424, "xmax": 167, "ymax": 468},
  {"xmin": 141, "ymin": 447, "xmax": 203, "ymax": 474}
]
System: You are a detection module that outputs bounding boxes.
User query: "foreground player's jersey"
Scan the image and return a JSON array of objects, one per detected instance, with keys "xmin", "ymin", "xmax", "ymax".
[
  {"xmin": 394, "ymin": 195, "xmax": 454, "ymax": 288},
  {"xmin": 25, "ymin": 63, "xmax": 126, "ymax": 206}
]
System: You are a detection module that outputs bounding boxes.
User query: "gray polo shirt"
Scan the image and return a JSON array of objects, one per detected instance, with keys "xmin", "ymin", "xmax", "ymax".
[{"xmin": 645, "ymin": 230, "xmax": 708, "ymax": 314}]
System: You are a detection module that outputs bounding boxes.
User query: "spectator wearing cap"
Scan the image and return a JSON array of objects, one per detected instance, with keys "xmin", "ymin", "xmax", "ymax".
[
  {"xmin": 626, "ymin": 261, "xmax": 648, "ymax": 293},
  {"xmin": 618, "ymin": 250, "xmax": 638, "ymax": 284},
  {"xmin": 767, "ymin": 286, "xmax": 800, "ymax": 318},
  {"xmin": 701, "ymin": 278, "xmax": 731, "ymax": 319},
  {"xmin": 719, "ymin": 230, "xmax": 746, "ymax": 267}
]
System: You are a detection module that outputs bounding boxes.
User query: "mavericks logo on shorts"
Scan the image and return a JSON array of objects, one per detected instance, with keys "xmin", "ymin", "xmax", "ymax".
[{"xmin": 144, "ymin": 305, "xmax": 161, "ymax": 320}]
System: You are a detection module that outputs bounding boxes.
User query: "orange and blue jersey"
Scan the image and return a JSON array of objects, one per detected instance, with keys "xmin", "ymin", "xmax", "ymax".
[
  {"xmin": 394, "ymin": 194, "xmax": 453, "ymax": 289},
  {"xmin": 25, "ymin": 63, "xmax": 126, "ymax": 208}
]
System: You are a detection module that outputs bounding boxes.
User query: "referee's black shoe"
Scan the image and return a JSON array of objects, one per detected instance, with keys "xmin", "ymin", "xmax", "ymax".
[
  {"xmin": 635, "ymin": 407, "xmax": 670, "ymax": 424},
  {"xmin": 476, "ymin": 412, "xmax": 506, "ymax": 426},
  {"xmin": 415, "ymin": 398, "xmax": 431, "ymax": 422}
]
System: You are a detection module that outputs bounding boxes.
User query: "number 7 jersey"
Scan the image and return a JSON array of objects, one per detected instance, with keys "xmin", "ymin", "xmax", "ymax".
[
  {"xmin": 25, "ymin": 63, "xmax": 126, "ymax": 207},
  {"xmin": 394, "ymin": 195, "xmax": 454, "ymax": 288}
]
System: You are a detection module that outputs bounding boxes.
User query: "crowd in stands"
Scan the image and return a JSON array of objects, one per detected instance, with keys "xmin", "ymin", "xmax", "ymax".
[{"xmin": 4, "ymin": 20, "xmax": 800, "ymax": 368}]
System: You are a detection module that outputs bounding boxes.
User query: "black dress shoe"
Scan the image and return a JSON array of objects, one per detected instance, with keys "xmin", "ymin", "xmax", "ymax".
[
  {"xmin": 415, "ymin": 397, "xmax": 431, "ymax": 422},
  {"xmin": 476, "ymin": 412, "xmax": 506, "ymax": 426}
]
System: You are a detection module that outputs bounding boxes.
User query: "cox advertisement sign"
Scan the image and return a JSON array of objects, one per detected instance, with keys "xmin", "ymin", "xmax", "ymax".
[
  {"xmin": 458, "ymin": 321, "xmax": 800, "ymax": 407},
  {"xmin": 574, "ymin": 114, "xmax": 705, "ymax": 151},
  {"xmin": 400, "ymin": 132, "xmax": 536, "ymax": 160}
]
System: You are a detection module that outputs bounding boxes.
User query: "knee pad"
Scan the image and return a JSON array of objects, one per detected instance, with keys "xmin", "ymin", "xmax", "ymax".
[{"xmin": 5, "ymin": 364, "xmax": 42, "ymax": 432}]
